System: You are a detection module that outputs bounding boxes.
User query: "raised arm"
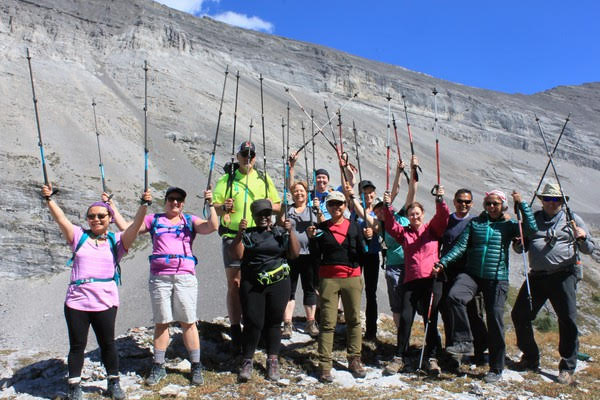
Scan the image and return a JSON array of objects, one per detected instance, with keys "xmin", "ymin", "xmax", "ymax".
[
  {"xmin": 390, "ymin": 159, "xmax": 406, "ymax": 204},
  {"xmin": 193, "ymin": 189, "xmax": 219, "ymax": 234},
  {"xmin": 403, "ymin": 156, "xmax": 419, "ymax": 210},
  {"xmin": 102, "ymin": 193, "xmax": 129, "ymax": 231},
  {"xmin": 121, "ymin": 190, "xmax": 151, "ymax": 250},
  {"xmin": 42, "ymin": 184, "xmax": 74, "ymax": 244}
]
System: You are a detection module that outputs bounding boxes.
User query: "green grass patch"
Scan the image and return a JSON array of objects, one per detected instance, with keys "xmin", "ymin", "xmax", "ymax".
[{"xmin": 533, "ymin": 310, "xmax": 558, "ymax": 332}]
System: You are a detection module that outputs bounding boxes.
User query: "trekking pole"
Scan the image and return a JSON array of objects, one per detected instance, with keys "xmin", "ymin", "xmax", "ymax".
[
  {"xmin": 529, "ymin": 114, "xmax": 570, "ymax": 207},
  {"xmin": 281, "ymin": 115, "xmax": 288, "ymax": 216},
  {"xmin": 26, "ymin": 48, "xmax": 57, "ymax": 198},
  {"xmin": 418, "ymin": 289, "xmax": 435, "ymax": 372},
  {"xmin": 401, "ymin": 94, "xmax": 423, "ymax": 181},
  {"xmin": 226, "ymin": 70, "xmax": 240, "ymax": 201},
  {"xmin": 337, "ymin": 109, "xmax": 345, "ymax": 154},
  {"xmin": 392, "ymin": 113, "xmax": 411, "ymax": 183},
  {"xmin": 242, "ymin": 120, "xmax": 254, "ymax": 222},
  {"xmin": 534, "ymin": 115, "xmax": 582, "ymax": 269},
  {"xmin": 337, "ymin": 111, "xmax": 350, "ymax": 185},
  {"xmin": 352, "ymin": 121, "xmax": 370, "ymax": 252},
  {"xmin": 284, "ymin": 88, "xmax": 357, "ymax": 154},
  {"xmin": 205, "ymin": 65, "xmax": 229, "ymax": 217},
  {"xmin": 259, "ymin": 74, "xmax": 269, "ymax": 198},
  {"xmin": 386, "ymin": 93, "xmax": 392, "ymax": 194},
  {"xmin": 514, "ymin": 203, "xmax": 533, "ymax": 314},
  {"xmin": 91, "ymin": 99, "xmax": 111, "ymax": 199},
  {"xmin": 143, "ymin": 60, "xmax": 149, "ymax": 198},
  {"xmin": 324, "ymin": 101, "xmax": 339, "ymax": 150},
  {"xmin": 431, "ymin": 88, "xmax": 441, "ymax": 195},
  {"xmin": 311, "ymin": 110, "xmax": 318, "ymax": 218},
  {"xmin": 301, "ymin": 120, "xmax": 314, "ymax": 225}
]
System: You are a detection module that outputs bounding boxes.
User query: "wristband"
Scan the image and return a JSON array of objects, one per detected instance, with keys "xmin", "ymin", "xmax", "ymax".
[{"xmin": 140, "ymin": 199, "xmax": 152, "ymax": 206}]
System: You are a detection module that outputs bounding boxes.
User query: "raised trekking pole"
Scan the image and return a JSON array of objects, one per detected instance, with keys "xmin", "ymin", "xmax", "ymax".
[
  {"xmin": 241, "ymin": 120, "xmax": 255, "ymax": 248},
  {"xmin": 311, "ymin": 110, "xmax": 318, "ymax": 217},
  {"xmin": 26, "ymin": 48, "xmax": 57, "ymax": 198},
  {"xmin": 301, "ymin": 120, "xmax": 314, "ymax": 225},
  {"xmin": 392, "ymin": 113, "xmax": 411, "ymax": 183},
  {"xmin": 352, "ymin": 121, "xmax": 370, "ymax": 252},
  {"xmin": 418, "ymin": 289, "xmax": 435, "ymax": 373},
  {"xmin": 259, "ymin": 74, "xmax": 269, "ymax": 198},
  {"xmin": 529, "ymin": 114, "xmax": 570, "ymax": 206},
  {"xmin": 141, "ymin": 60, "xmax": 151, "ymax": 205},
  {"xmin": 226, "ymin": 70, "xmax": 240, "ymax": 201},
  {"xmin": 91, "ymin": 99, "xmax": 111, "ymax": 198},
  {"xmin": 386, "ymin": 93, "xmax": 392, "ymax": 195},
  {"xmin": 281, "ymin": 115, "xmax": 289, "ymax": 216},
  {"xmin": 205, "ymin": 65, "xmax": 229, "ymax": 217},
  {"xmin": 431, "ymin": 88, "xmax": 441, "ymax": 195},
  {"xmin": 515, "ymin": 202, "xmax": 533, "ymax": 314},
  {"xmin": 324, "ymin": 101, "xmax": 339, "ymax": 151},
  {"xmin": 401, "ymin": 94, "xmax": 423, "ymax": 181}
]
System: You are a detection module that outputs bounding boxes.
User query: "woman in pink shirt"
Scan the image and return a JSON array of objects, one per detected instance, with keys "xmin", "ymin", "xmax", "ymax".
[
  {"xmin": 42, "ymin": 184, "xmax": 150, "ymax": 400},
  {"xmin": 382, "ymin": 187, "xmax": 449, "ymax": 375}
]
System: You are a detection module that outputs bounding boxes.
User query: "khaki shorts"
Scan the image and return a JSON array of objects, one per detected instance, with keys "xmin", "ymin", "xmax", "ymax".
[{"xmin": 149, "ymin": 273, "xmax": 198, "ymax": 324}]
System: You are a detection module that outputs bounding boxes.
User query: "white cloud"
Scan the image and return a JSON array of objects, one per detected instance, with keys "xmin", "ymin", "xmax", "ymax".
[
  {"xmin": 154, "ymin": 0, "xmax": 208, "ymax": 14},
  {"xmin": 212, "ymin": 11, "xmax": 274, "ymax": 33}
]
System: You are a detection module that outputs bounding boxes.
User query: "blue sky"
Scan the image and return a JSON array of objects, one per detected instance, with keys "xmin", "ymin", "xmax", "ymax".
[{"xmin": 156, "ymin": 1, "xmax": 599, "ymax": 95}]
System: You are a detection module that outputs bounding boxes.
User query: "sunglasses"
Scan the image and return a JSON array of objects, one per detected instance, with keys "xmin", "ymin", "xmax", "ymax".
[
  {"xmin": 239, "ymin": 151, "xmax": 256, "ymax": 158},
  {"xmin": 327, "ymin": 200, "xmax": 345, "ymax": 207},
  {"xmin": 542, "ymin": 196, "xmax": 562, "ymax": 203},
  {"xmin": 485, "ymin": 201, "xmax": 502, "ymax": 207},
  {"xmin": 455, "ymin": 199, "xmax": 472, "ymax": 205},
  {"xmin": 166, "ymin": 196, "xmax": 184, "ymax": 203},
  {"xmin": 255, "ymin": 210, "xmax": 272, "ymax": 217},
  {"xmin": 87, "ymin": 213, "xmax": 108, "ymax": 220}
]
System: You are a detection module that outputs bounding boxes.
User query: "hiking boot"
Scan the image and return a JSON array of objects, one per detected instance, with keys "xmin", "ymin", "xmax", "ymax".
[
  {"xmin": 483, "ymin": 370, "xmax": 502, "ymax": 383},
  {"xmin": 319, "ymin": 368, "xmax": 334, "ymax": 383},
  {"xmin": 266, "ymin": 356, "xmax": 281, "ymax": 381},
  {"xmin": 383, "ymin": 356, "xmax": 405, "ymax": 376},
  {"xmin": 446, "ymin": 341, "xmax": 475, "ymax": 357},
  {"xmin": 347, "ymin": 356, "xmax": 366, "ymax": 379},
  {"xmin": 427, "ymin": 358, "xmax": 442, "ymax": 376},
  {"xmin": 281, "ymin": 321, "xmax": 293, "ymax": 339},
  {"xmin": 305, "ymin": 319, "xmax": 319, "ymax": 338},
  {"xmin": 106, "ymin": 377, "xmax": 126, "ymax": 400},
  {"xmin": 67, "ymin": 383, "xmax": 83, "ymax": 400},
  {"xmin": 145, "ymin": 363, "xmax": 166, "ymax": 385},
  {"xmin": 557, "ymin": 370, "xmax": 575, "ymax": 385},
  {"xmin": 191, "ymin": 362, "xmax": 204, "ymax": 385},
  {"xmin": 512, "ymin": 356, "xmax": 539, "ymax": 372},
  {"xmin": 238, "ymin": 358, "xmax": 253, "ymax": 382},
  {"xmin": 337, "ymin": 310, "xmax": 346, "ymax": 324}
]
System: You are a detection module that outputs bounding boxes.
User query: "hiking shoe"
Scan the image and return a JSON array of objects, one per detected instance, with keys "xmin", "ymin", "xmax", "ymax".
[
  {"xmin": 191, "ymin": 362, "xmax": 204, "ymax": 385},
  {"xmin": 106, "ymin": 377, "xmax": 126, "ymax": 400},
  {"xmin": 319, "ymin": 368, "xmax": 334, "ymax": 383},
  {"xmin": 483, "ymin": 370, "xmax": 502, "ymax": 383},
  {"xmin": 446, "ymin": 341, "xmax": 475, "ymax": 356},
  {"xmin": 305, "ymin": 319, "xmax": 319, "ymax": 338},
  {"xmin": 145, "ymin": 363, "xmax": 166, "ymax": 385},
  {"xmin": 282, "ymin": 321, "xmax": 293, "ymax": 339},
  {"xmin": 427, "ymin": 358, "xmax": 442, "ymax": 376},
  {"xmin": 512, "ymin": 356, "xmax": 539, "ymax": 372},
  {"xmin": 238, "ymin": 359, "xmax": 253, "ymax": 382},
  {"xmin": 347, "ymin": 356, "xmax": 366, "ymax": 379},
  {"xmin": 557, "ymin": 370, "xmax": 575, "ymax": 385},
  {"xmin": 337, "ymin": 310, "xmax": 346, "ymax": 324},
  {"xmin": 67, "ymin": 383, "xmax": 83, "ymax": 400},
  {"xmin": 266, "ymin": 356, "xmax": 281, "ymax": 381},
  {"xmin": 383, "ymin": 356, "xmax": 405, "ymax": 376}
]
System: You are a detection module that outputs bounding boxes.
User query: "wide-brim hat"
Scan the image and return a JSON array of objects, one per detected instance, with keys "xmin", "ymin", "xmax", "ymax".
[
  {"xmin": 325, "ymin": 191, "xmax": 346, "ymax": 204},
  {"xmin": 536, "ymin": 183, "xmax": 569, "ymax": 201}
]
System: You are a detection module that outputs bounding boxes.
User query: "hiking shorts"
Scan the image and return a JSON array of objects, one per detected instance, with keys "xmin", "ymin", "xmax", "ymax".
[
  {"xmin": 221, "ymin": 237, "xmax": 242, "ymax": 269},
  {"xmin": 149, "ymin": 273, "xmax": 198, "ymax": 324}
]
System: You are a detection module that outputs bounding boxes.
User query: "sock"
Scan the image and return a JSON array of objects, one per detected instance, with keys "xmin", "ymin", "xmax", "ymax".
[
  {"xmin": 154, "ymin": 348, "xmax": 166, "ymax": 365},
  {"xmin": 68, "ymin": 377, "xmax": 81, "ymax": 385},
  {"xmin": 189, "ymin": 349, "xmax": 201, "ymax": 364}
]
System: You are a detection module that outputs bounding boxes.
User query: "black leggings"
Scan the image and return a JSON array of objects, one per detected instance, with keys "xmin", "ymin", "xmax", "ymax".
[
  {"xmin": 64, "ymin": 304, "xmax": 118, "ymax": 378},
  {"xmin": 240, "ymin": 277, "xmax": 290, "ymax": 359},
  {"xmin": 288, "ymin": 254, "xmax": 318, "ymax": 305}
]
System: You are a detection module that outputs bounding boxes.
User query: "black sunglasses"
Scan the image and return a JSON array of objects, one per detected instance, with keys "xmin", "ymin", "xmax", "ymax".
[
  {"xmin": 327, "ymin": 200, "xmax": 345, "ymax": 207},
  {"xmin": 455, "ymin": 199, "xmax": 472, "ymax": 205},
  {"xmin": 542, "ymin": 196, "xmax": 562, "ymax": 203},
  {"xmin": 87, "ymin": 213, "xmax": 108, "ymax": 220},
  {"xmin": 485, "ymin": 201, "xmax": 502, "ymax": 207},
  {"xmin": 239, "ymin": 151, "xmax": 256, "ymax": 158},
  {"xmin": 166, "ymin": 196, "xmax": 184, "ymax": 203}
]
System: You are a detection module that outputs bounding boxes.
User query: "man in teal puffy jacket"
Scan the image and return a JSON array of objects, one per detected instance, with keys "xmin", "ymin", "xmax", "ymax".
[{"xmin": 436, "ymin": 189, "xmax": 537, "ymax": 383}]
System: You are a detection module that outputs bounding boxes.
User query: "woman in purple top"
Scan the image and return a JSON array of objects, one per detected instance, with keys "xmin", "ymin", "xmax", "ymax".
[{"xmin": 42, "ymin": 184, "xmax": 150, "ymax": 400}]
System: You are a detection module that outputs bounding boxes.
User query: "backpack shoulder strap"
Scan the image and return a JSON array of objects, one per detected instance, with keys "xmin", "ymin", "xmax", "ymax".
[
  {"xmin": 67, "ymin": 230, "xmax": 90, "ymax": 267},
  {"xmin": 149, "ymin": 213, "xmax": 162, "ymax": 238},
  {"xmin": 106, "ymin": 231, "xmax": 122, "ymax": 286}
]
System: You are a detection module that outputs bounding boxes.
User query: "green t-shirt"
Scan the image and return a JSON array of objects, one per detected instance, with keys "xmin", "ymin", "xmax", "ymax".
[{"xmin": 213, "ymin": 168, "xmax": 281, "ymax": 237}]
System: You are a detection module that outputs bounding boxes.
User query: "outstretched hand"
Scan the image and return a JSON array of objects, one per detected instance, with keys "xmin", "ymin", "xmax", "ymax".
[{"xmin": 511, "ymin": 190, "xmax": 522, "ymax": 204}]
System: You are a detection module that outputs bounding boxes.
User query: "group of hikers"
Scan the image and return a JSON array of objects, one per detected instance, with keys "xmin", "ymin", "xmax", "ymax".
[{"xmin": 42, "ymin": 135, "xmax": 595, "ymax": 399}]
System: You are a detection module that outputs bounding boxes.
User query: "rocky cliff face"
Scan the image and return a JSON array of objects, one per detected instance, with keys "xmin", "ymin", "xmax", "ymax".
[{"xmin": 0, "ymin": 0, "xmax": 598, "ymax": 279}]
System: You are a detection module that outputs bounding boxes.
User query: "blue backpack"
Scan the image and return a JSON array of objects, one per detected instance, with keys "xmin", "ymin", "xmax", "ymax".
[
  {"xmin": 67, "ymin": 230, "xmax": 121, "ymax": 286},
  {"xmin": 148, "ymin": 213, "xmax": 198, "ymax": 265}
]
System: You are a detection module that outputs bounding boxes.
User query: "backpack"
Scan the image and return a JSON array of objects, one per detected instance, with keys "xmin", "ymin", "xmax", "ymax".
[
  {"xmin": 148, "ymin": 213, "xmax": 198, "ymax": 265},
  {"xmin": 67, "ymin": 230, "xmax": 121, "ymax": 286}
]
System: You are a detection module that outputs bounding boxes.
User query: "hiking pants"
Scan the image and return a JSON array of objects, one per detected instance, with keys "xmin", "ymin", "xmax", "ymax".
[
  {"xmin": 240, "ymin": 277, "xmax": 290, "ymax": 359},
  {"xmin": 64, "ymin": 305, "xmax": 118, "ymax": 378},
  {"xmin": 288, "ymin": 254, "xmax": 318, "ymax": 306},
  {"xmin": 360, "ymin": 253, "xmax": 380, "ymax": 337},
  {"xmin": 396, "ymin": 277, "xmax": 443, "ymax": 359},
  {"xmin": 448, "ymin": 273, "xmax": 508, "ymax": 372},
  {"xmin": 511, "ymin": 268, "xmax": 578, "ymax": 372}
]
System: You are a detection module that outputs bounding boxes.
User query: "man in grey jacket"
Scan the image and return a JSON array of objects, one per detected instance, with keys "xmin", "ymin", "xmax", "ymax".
[{"xmin": 511, "ymin": 183, "xmax": 595, "ymax": 385}]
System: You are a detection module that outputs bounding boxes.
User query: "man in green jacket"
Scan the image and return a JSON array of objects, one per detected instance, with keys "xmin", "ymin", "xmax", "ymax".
[{"xmin": 436, "ymin": 189, "xmax": 537, "ymax": 383}]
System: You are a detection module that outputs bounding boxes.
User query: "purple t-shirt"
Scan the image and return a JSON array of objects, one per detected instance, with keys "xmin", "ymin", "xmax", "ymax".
[
  {"xmin": 144, "ymin": 213, "xmax": 198, "ymax": 275},
  {"xmin": 65, "ymin": 226, "xmax": 126, "ymax": 311}
]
